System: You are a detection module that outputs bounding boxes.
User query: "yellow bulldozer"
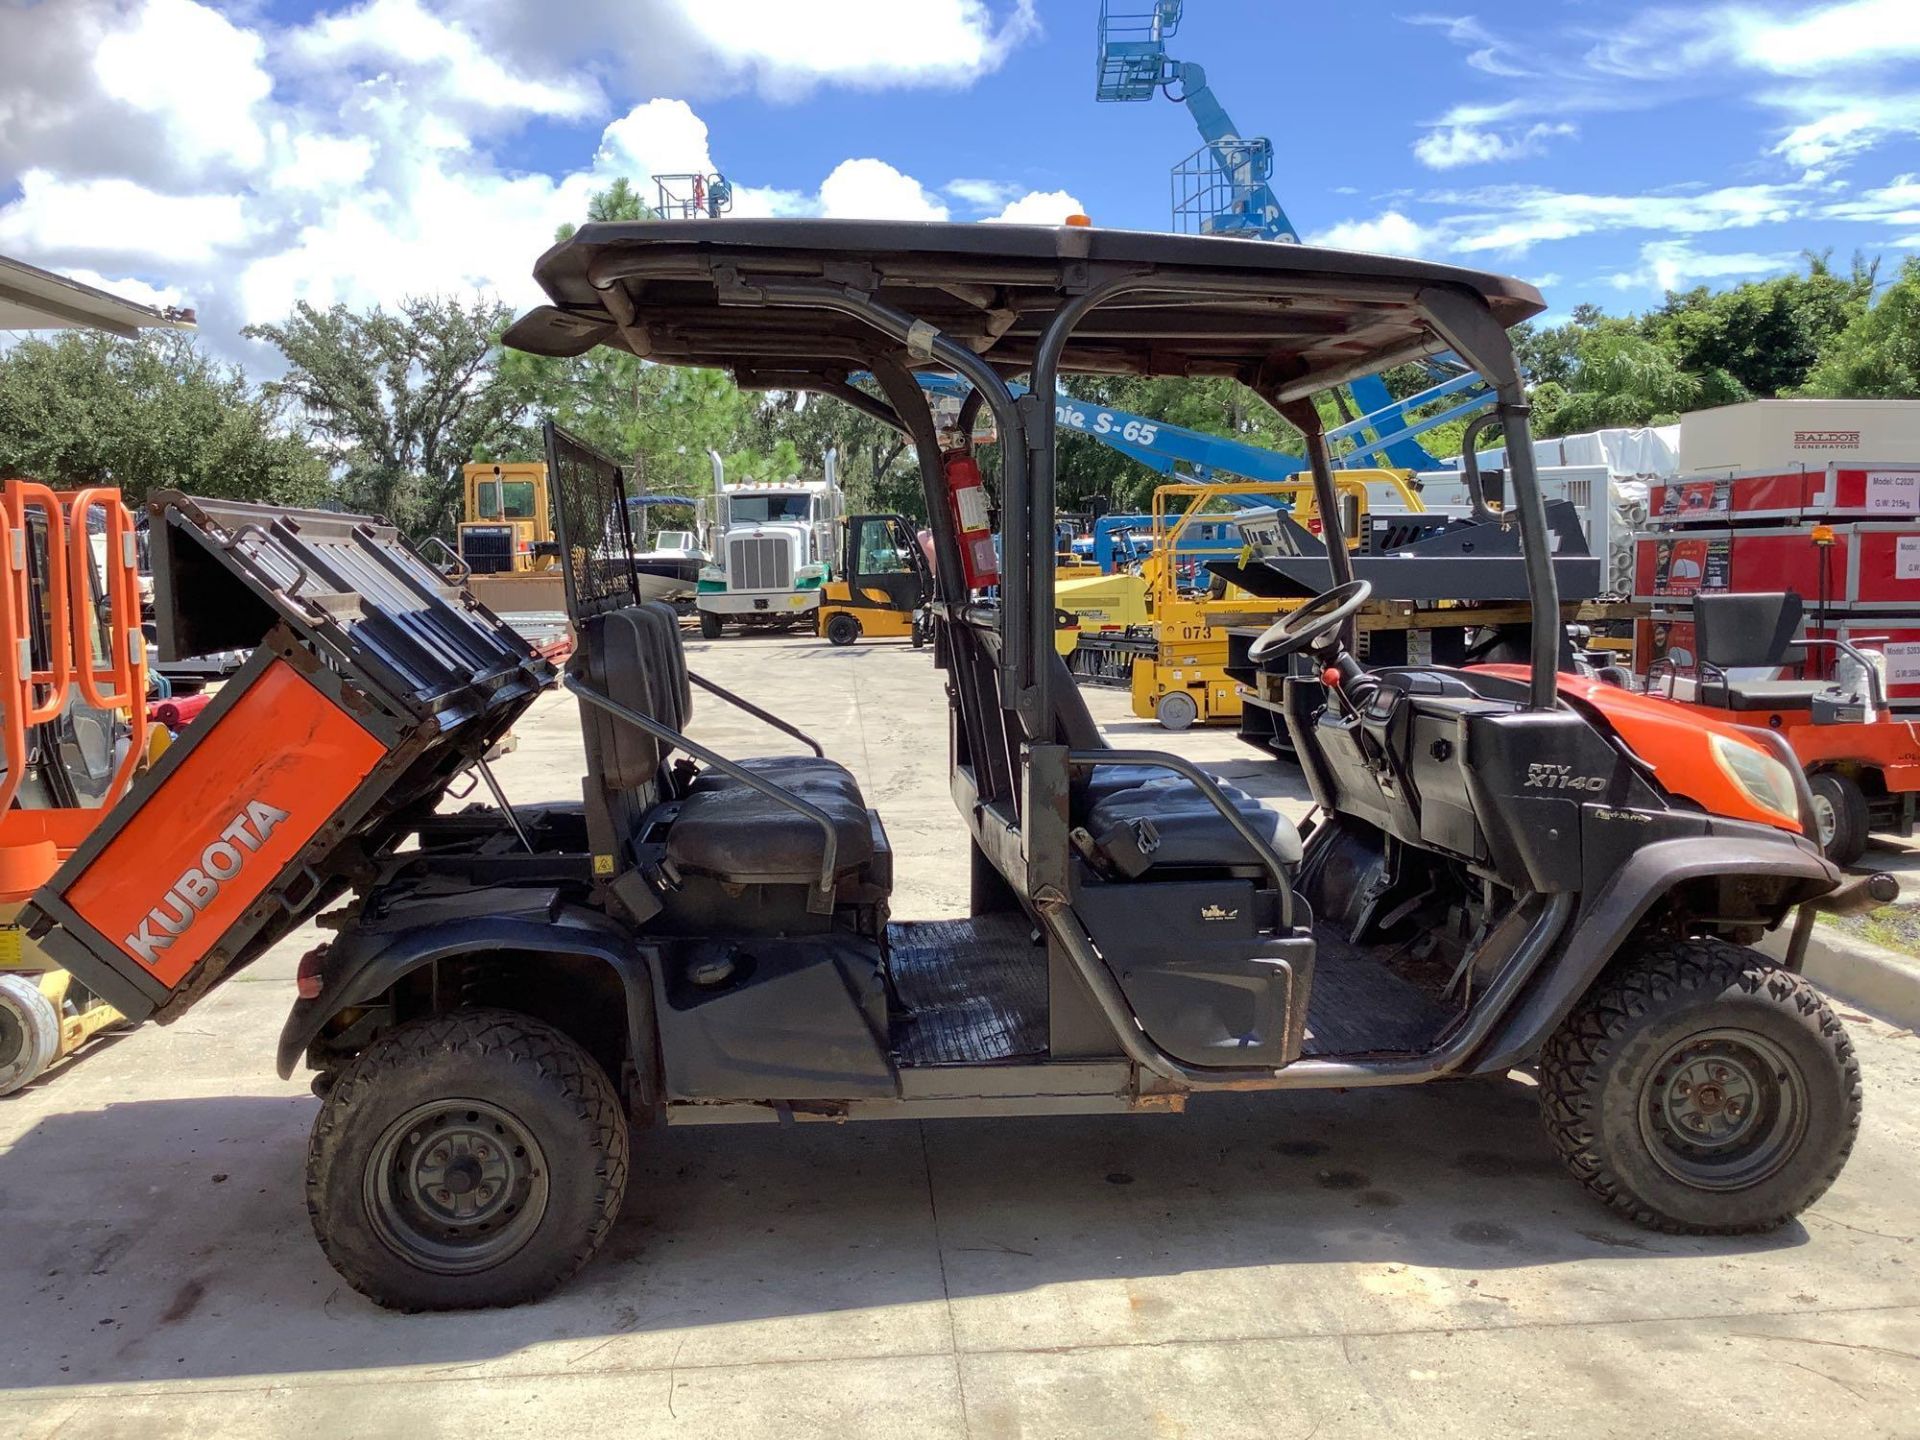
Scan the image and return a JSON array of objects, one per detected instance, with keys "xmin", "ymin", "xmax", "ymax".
[{"xmin": 454, "ymin": 461, "xmax": 567, "ymax": 613}]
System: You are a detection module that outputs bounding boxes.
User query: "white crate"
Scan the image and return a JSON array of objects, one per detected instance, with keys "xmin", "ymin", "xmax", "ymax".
[{"xmin": 1680, "ymin": 399, "xmax": 1920, "ymax": 475}]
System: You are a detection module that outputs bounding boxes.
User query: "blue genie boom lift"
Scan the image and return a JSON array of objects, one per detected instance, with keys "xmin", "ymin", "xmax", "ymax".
[{"xmin": 1094, "ymin": 0, "xmax": 1489, "ymax": 471}]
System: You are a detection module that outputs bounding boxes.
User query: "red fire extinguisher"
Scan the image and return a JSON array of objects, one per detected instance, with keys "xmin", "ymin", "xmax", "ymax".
[{"xmin": 943, "ymin": 448, "xmax": 999, "ymax": 589}]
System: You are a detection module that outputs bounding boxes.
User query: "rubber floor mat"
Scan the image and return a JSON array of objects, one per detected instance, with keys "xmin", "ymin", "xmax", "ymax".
[
  {"xmin": 888, "ymin": 915, "xmax": 1049, "ymax": 1066},
  {"xmin": 1303, "ymin": 926, "xmax": 1455, "ymax": 1056}
]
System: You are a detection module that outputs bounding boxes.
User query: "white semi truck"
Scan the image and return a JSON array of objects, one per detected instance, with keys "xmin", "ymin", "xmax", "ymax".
[{"xmin": 695, "ymin": 450, "xmax": 845, "ymax": 638}]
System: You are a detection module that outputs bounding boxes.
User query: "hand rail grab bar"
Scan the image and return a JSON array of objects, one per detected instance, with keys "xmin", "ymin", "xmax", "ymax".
[
  {"xmin": 1788, "ymin": 637, "xmax": 1887, "ymax": 712},
  {"xmin": 565, "ymin": 675, "xmax": 840, "ymax": 909},
  {"xmin": 1065, "ymin": 747, "xmax": 1294, "ymax": 929},
  {"xmin": 685, "ymin": 669, "xmax": 824, "ymax": 757}
]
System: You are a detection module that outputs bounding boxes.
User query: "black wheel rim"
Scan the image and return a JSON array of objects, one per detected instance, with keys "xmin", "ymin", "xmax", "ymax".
[
  {"xmin": 1639, "ymin": 1028, "xmax": 1807, "ymax": 1191},
  {"xmin": 365, "ymin": 1099, "xmax": 550, "ymax": 1275}
]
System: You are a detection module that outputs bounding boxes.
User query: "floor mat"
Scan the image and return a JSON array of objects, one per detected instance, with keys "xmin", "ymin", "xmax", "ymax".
[
  {"xmin": 888, "ymin": 915, "xmax": 1049, "ymax": 1066},
  {"xmin": 1303, "ymin": 925, "xmax": 1455, "ymax": 1056}
]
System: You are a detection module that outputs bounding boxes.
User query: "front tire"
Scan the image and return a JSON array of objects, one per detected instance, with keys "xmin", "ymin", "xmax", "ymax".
[
  {"xmin": 824, "ymin": 613, "xmax": 861, "ymax": 647},
  {"xmin": 698, "ymin": 611, "xmax": 724, "ymax": 640},
  {"xmin": 1155, "ymin": 690, "xmax": 1200, "ymax": 731},
  {"xmin": 0, "ymin": 974, "xmax": 61, "ymax": 1096},
  {"xmin": 306, "ymin": 1010, "xmax": 628, "ymax": 1311},
  {"xmin": 1539, "ymin": 938, "xmax": 1859, "ymax": 1234}
]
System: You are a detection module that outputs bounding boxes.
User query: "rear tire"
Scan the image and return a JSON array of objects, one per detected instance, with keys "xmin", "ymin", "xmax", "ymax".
[
  {"xmin": 1809, "ymin": 771, "xmax": 1869, "ymax": 866},
  {"xmin": 1539, "ymin": 938, "xmax": 1859, "ymax": 1234},
  {"xmin": 1155, "ymin": 690, "xmax": 1199, "ymax": 731},
  {"xmin": 698, "ymin": 611, "xmax": 723, "ymax": 640},
  {"xmin": 0, "ymin": 974, "xmax": 61, "ymax": 1096},
  {"xmin": 306, "ymin": 1010, "xmax": 628, "ymax": 1311},
  {"xmin": 825, "ymin": 613, "xmax": 861, "ymax": 647}
]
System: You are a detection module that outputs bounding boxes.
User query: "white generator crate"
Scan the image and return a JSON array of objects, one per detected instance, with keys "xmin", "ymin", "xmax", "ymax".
[{"xmin": 1680, "ymin": 399, "xmax": 1920, "ymax": 476}]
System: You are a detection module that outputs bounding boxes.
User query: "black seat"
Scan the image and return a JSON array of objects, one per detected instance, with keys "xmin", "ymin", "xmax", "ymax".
[
  {"xmin": 572, "ymin": 601, "xmax": 875, "ymax": 890},
  {"xmin": 1043, "ymin": 652, "xmax": 1297, "ymax": 878},
  {"xmin": 1692, "ymin": 592, "xmax": 1829, "ymax": 712},
  {"xmin": 1085, "ymin": 775, "xmax": 1299, "ymax": 878},
  {"xmin": 673, "ymin": 760, "xmax": 873, "ymax": 885}
]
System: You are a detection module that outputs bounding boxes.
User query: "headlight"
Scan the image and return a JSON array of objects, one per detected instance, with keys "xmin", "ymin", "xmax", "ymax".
[{"xmin": 1709, "ymin": 734, "xmax": 1801, "ymax": 826}]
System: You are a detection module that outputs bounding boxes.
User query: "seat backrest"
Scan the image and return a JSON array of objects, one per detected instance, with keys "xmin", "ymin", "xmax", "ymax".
[
  {"xmin": 573, "ymin": 602, "xmax": 693, "ymax": 812},
  {"xmin": 1694, "ymin": 591, "xmax": 1802, "ymax": 670}
]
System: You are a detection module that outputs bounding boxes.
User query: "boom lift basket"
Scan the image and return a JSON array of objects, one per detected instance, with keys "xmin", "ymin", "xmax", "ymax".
[{"xmin": 22, "ymin": 493, "xmax": 553, "ymax": 1023}]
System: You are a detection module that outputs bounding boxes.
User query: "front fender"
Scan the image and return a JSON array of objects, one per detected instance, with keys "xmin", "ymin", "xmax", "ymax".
[
  {"xmin": 276, "ymin": 908, "xmax": 652, "ymax": 1078},
  {"xmin": 1467, "ymin": 834, "xmax": 1842, "ymax": 1076}
]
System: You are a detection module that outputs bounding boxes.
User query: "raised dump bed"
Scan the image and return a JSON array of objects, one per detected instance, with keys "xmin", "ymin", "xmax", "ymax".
[{"xmin": 23, "ymin": 493, "xmax": 552, "ymax": 1023}]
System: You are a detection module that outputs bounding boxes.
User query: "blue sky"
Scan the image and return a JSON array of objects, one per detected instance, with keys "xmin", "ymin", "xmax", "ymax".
[{"xmin": 3, "ymin": 0, "xmax": 1917, "ymax": 362}]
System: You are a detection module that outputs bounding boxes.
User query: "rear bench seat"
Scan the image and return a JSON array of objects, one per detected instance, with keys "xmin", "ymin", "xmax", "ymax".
[{"xmin": 572, "ymin": 602, "xmax": 878, "ymax": 895}]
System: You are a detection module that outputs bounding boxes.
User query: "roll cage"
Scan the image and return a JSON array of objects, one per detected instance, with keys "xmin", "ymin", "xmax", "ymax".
[{"xmin": 507, "ymin": 219, "xmax": 1555, "ymax": 719}]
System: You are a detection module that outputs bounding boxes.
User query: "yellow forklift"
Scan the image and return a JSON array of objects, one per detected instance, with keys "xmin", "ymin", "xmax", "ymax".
[
  {"xmin": 455, "ymin": 461, "xmax": 566, "ymax": 613},
  {"xmin": 817, "ymin": 512, "xmax": 934, "ymax": 647}
]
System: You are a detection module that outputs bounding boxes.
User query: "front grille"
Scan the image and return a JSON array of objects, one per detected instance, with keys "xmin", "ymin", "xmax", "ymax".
[
  {"xmin": 460, "ymin": 526, "xmax": 514, "ymax": 574},
  {"xmin": 727, "ymin": 533, "xmax": 792, "ymax": 591}
]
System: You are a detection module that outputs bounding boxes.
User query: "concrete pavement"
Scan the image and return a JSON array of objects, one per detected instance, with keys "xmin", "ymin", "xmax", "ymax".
[{"xmin": 3, "ymin": 631, "xmax": 1918, "ymax": 1438}]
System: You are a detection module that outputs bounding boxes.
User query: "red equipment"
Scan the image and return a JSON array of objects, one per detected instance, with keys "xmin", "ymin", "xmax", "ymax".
[
  {"xmin": 148, "ymin": 692, "xmax": 213, "ymax": 731},
  {"xmin": 943, "ymin": 449, "xmax": 998, "ymax": 589}
]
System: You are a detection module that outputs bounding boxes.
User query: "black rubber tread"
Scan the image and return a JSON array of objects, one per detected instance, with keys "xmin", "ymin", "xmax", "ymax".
[
  {"xmin": 1810, "ymin": 771, "xmax": 1869, "ymax": 866},
  {"xmin": 698, "ymin": 610, "xmax": 724, "ymax": 639},
  {"xmin": 825, "ymin": 613, "xmax": 861, "ymax": 646},
  {"xmin": 1539, "ymin": 937, "xmax": 1860, "ymax": 1235},
  {"xmin": 306, "ymin": 1009, "xmax": 628, "ymax": 1311}
]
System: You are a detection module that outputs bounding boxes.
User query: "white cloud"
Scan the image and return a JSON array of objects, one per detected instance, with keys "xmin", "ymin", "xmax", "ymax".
[
  {"xmin": 1413, "ymin": 122, "xmax": 1574, "ymax": 170},
  {"xmin": 1767, "ymin": 92, "xmax": 1920, "ymax": 173},
  {"xmin": 1411, "ymin": 3, "xmax": 1920, "ymax": 179},
  {"xmin": 56, "ymin": 269, "xmax": 189, "ymax": 313},
  {"xmin": 268, "ymin": 131, "xmax": 377, "ymax": 193},
  {"xmin": 0, "ymin": 171, "xmax": 253, "ymax": 268},
  {"xmin": 986, "ymin": 190, "xmax": 1083, "ymax": 225},
  {"xmin": 1820, "ymin": 174, "xmax": 1920, "ymax": 226},
  {"xmin": 1735, "ymin": 0, "xmax": 1920, "ymax": 74},
  {"xmin": 1606, "ymin": 240, "xmax": 1800, "ymax": 292},
  {"xmin": 595, "ymin": 99, "xmax": 716, "ymax": 181},
  {"xmin": 657, "ymin": 0, "xmax": 1038, "ymax": 100},
  {"xmin": 93, "ymin": 0, "xmax": 271, "ymax": 173},
  {"xmin": 946, "ymin": 177, "xmax": 1024, "ymax": 210},
  {"xmin": 1307, "ymin": 211, "xmax": 1433, "ymax": 256},
  {"xmin": 283, "ymin": 0, "xmax": 601, "ymax": 124},
  {"xmin": 815, "ymin": 159, "xmax": 950, "ymax": 221},
  {"xmin": 1407, "ymin": 15, "xmax": 1532, "ymax": 79},
  {"xmin": 1440, "ymin": 182, "xmax": 1803, "ymax": 255}
]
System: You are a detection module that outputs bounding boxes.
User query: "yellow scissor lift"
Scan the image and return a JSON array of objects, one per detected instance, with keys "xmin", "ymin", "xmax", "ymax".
[{"xmin": 1062, "ymin": 472, "xmax": 1424, "ymax": 730}]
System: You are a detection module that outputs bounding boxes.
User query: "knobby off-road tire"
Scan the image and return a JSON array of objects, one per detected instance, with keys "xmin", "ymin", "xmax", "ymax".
[
  {"xmin": 306, "ymin": 1010, "xmax": 628, "ymax": 1311},
  {"xmin": 1539, "ymin": 938, "xmax": 1860, "ymax": 1234}
]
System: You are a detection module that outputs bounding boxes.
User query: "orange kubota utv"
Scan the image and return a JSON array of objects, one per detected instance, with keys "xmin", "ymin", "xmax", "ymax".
[{"xmin": 21, "ymin": 221, "xmax": 1893, "ymax": 1310}]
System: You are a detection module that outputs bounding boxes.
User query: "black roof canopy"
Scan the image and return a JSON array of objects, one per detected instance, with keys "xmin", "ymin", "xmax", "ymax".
[{"xmin": 503, "ymin": 219, "xmax": 1545, "ymax": 396}]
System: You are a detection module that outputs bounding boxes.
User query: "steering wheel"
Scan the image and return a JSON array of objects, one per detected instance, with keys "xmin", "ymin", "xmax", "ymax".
[{"xmin": 1247, "ymin": 580, "xmax": 1373, "ymax": 663}]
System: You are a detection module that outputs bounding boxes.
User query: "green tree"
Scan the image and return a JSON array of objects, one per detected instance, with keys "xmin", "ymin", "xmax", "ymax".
[
  {"xmin": 244, "ymin": 296, "xmax": 527, "ymax": 536},
  {"xmin": 1535, "ymin": 328, "xmax": 1743, "ymax": 435},
  {"xmin": 503, "ymin": 176, "xmax": 837, "ymax": 501},
  {"xmin": 1800, "ymin": 256, "xmax": 1920, "ymax": 398},
  {"xmin": 0, "ymin": 331, "xmax": 324, "ymax": 505},
  {"xmin": 1645, "ymin": 253, "xmax": 1873, "ymax": 400}
]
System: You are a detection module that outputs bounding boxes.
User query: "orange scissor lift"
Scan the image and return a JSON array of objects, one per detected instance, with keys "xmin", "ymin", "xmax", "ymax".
[{"xmin": 0, "ymin": 478, "xmax": 150, "ymax": 1093}]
